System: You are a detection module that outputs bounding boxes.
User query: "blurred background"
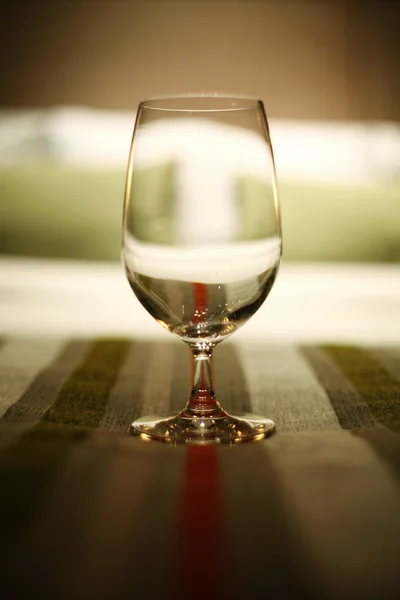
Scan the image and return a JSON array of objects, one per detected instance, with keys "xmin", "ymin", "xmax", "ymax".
[{"xmin": 1, "ymin": 0, "xmax": 399, "ymax": 264}]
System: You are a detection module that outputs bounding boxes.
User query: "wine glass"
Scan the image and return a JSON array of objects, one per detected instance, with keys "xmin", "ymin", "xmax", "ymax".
[{"xmin": 123, "ymin": 95, "xmax": 281, "ymax": 443}]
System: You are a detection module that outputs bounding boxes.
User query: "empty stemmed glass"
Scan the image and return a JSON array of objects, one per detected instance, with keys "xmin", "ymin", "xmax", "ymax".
[{"xmin": 123, "ymin": 95, "xmax": 281, "ymax": 443}]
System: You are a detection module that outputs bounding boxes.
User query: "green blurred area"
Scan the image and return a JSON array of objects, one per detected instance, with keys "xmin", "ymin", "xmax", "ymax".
[
  {"xmin": 129, "ymin": 161, "xmax": 176, "ymax": 244},
  {"xmin": 1, "ymin": 165, "xmax": 399, "ymax": 262}
]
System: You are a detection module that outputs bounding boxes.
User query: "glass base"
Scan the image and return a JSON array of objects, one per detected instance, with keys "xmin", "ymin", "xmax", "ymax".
[{"xmin": 131, "ymin": 411, "xmax": 275, "ymax": 444}]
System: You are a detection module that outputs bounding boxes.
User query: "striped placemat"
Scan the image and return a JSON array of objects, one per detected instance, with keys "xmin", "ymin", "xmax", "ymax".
[{"xmin": 0, "ymin": 337, "xmax": 399, "ymax": 600}]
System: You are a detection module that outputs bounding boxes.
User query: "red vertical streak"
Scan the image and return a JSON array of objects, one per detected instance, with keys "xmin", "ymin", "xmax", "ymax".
[
  {"xmin": 191, "ymin": 282, "xmax": 208, "ymax": 390},
  {"xmin": 192, "ymin": 282, "xmax": 208, "ymax": 323},
  {"xmin": 177, "ymin": 445, "xmax": 226, "ymax": 599}
]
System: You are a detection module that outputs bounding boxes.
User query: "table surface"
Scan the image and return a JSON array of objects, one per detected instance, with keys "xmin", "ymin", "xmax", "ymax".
[{"xmin": 0, "ymin": 258, "xmax": 400, "ymax": 599}]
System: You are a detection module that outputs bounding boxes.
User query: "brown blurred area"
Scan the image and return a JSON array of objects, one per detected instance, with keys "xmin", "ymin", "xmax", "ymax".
[{"xmin": 0, "ymin": 0, "xmax": 399, "ymax": 120}]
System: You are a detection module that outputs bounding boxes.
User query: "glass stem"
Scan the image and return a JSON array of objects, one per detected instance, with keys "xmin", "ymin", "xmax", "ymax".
[{"xmin": 180, "ymin": 349, "xmax": 226, "ymax": 419}]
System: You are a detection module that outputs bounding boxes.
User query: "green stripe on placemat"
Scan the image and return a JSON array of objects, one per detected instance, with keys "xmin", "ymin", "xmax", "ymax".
[
  {"xmin": 369, "ymin": 347, "xmax": 400, "ymax": 383},
  {"xmin": 322, "ymin": 346, "xmax": 400, "ymax": 432},
  {"xmin": 42, "ymin": 339, "xmax": 130, "ymax": 428},
  {"xmin": 1, "ymin": 340, "xmax": 89, "ymax": 425},
  {"xmin": 300, "ymin": 346, "xmax": 376, "ymax": 429}
]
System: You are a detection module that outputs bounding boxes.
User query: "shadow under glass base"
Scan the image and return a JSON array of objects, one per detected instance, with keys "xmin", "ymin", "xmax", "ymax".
[{"xmin": 130, "ymin": 411, "xmax": 275, "ymax": 444}]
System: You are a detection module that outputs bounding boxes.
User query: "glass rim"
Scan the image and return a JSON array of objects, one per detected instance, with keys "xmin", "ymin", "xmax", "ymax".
[{"xmin": 139, "ymin": 94, "xmax": 263, "ymax": 113}]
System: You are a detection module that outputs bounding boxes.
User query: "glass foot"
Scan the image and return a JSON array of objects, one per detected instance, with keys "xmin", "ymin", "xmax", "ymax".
[{"xmin": 131, "ymin": 411, "xmax": 275, "ymax": 444}]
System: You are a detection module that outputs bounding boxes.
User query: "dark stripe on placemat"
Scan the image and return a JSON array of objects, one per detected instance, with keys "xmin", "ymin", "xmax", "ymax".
[
  {"xmin": 100, "ymin": 340, "xmax": 153, "ymax": 432},
  {"xmin": 354, "ymin": 425, "xmax": 400, "ymax": 482},
  {"xmin": 42, "ymin": 339, "xmax": 130, "ymax": 428},
  {"xmin": 214, "ymin": 343, "xmax": 252, "ymax": 414},
  {"xmin": 220, "ymin": 443, "xmax": 320, "ymax": 598},
  {"xmin": 322, "ymin": 346, "xmax": 400, "ymax": 432},
  {"xmin": 0, "ymin": 423, "xmax": 91, "ymax": 560},
  {"xmin": 0, "ymin": 427, "xmax": 110, "ymax": 599},
  {"xmin": 301, "ymin": 346, "xmax": 375, "ymax": 429},
  {"xmin": 0, "ymin": 340, "xmax": 88, "ymax": 426},
  {"xmin": 111, "ymin": 440, "xmax": 186, "ymax": 600},
  {"xmin": 368, "ymin": 347, "xmax": 400, "ymax": 384},
  {"xmin": 86, "ymin": 437, "xmax": 185, "ymax": 600},
  {"xmin": 1, "ymin": 434, "xmax": 185, "ymax": 600},
  {"xmin": 135, "ymin": 341, "xmax": 175, "ymax": 417},
  {"xmin": 0, "ymin": 424, "xmax": 27, "ymax": 453},
  {"xmin": 268, "ymin": 430, "xmax": 400, "ymax": 599},
  {"xmin": 170, "ymin": 342, "xmax": 191, "ymax": 413}
]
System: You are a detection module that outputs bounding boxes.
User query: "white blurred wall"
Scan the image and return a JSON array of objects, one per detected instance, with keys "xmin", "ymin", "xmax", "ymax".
[{"xmin": 0, "ymin": 108, "xmax": 399, "ymax": 185}]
